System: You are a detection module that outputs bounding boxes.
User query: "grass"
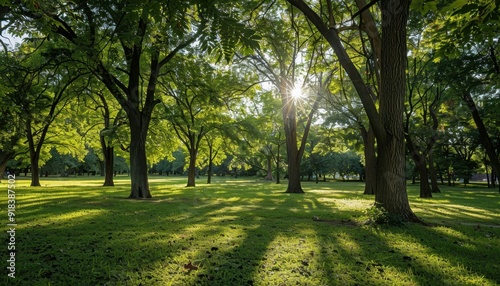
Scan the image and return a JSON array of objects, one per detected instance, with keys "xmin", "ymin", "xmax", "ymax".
[{"xmin": 1, "ymin": 175, "xmax": 499, "ymax": 285}]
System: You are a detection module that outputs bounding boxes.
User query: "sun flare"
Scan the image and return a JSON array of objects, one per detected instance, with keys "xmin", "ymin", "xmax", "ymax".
[{"xmin": 291, "ymin": 86, "xmax": 303, "ymax": 100}]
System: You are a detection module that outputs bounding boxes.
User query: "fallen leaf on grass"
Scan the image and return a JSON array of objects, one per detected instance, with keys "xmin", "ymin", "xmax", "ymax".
[{"xmin": 184, "ymin": 261, "xmax": 199, "ymax": 271}]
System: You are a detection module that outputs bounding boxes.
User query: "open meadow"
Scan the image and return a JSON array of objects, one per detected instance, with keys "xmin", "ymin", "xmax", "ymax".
[{"xmin": 1, "ymin": 176, "xmax": 500, "ymax": 285}]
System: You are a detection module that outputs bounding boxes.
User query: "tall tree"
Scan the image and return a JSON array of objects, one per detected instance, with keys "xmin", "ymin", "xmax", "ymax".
[
  {"xmin": 405, "ymin": 46, "xmax": 442, "ymax": 197},
  {"xmin": 248, "ymin": 5, "xmax": 327, "ymax": 193}
]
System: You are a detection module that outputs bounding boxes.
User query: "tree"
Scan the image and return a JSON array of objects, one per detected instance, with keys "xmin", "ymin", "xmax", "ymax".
[
  {"xmin": 0, "ymin": 44, "xmax": 83, "ymax": 186},
  {"xmin": 288, "ymin": 0, "xmax": 420, "ymax": 221},
  {"xmin": 405, "ymin": 51, "xmax": 442, "ymax": 197},
  {"xmin": 247, "ymin": 4, "xmax": 329, "ymax": 193}
]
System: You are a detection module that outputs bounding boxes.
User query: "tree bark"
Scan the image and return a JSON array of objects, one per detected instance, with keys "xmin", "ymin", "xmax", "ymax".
[
  {"xmin": 361, "ymin": 126, "xmax": 376, "ymax": 195},
  {"xmin": 207, "ymin": 144, "xmax": 213, "ymax": 184},
  {"xmin": 276, "ymin": 144, "xmax": 281, "ymax": 184},
  {"xmin": 187, "ymin": 147, "xmax": 197, "ymax": 187},
  {"xmin": 127, "ymin": 116, "xmax": 152, "ymax": 198},
  {"xmin": 374, "ymin": 0, "xmax": 421, "ymax": 221},
  {"xmin": 264, "ymin": 155, "xmax": 273, "ymax": 181},
  {"xmin": 102, "ymin": 144, "xmax": 114, "ymax": 186},
  {"xmin": 26, "ymin": 119, "xmax": 42, "ymax": 187}
]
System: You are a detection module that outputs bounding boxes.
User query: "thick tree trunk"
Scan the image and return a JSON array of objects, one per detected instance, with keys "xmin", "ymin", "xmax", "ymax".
[
  {"xmin": 375, "ymin": 0, "xmax": 420, "ymax": 222},
  {"xmin": 128, "ymin": 118, "xmax": 151, "ymax": 198},
  {"xmin": 361, "ymin": 126, "xmax": 376, "ymax": 195},
  {"xmin": 286, "ymin": 156, "xmax": 303, "ymax": 193},
  {"xmin": 30, "ymin": 151, "xmax": 41, "ymax": 187}
]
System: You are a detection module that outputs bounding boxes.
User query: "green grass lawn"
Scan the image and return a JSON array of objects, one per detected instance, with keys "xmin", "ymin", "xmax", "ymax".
[{"xmin": 1, "ymin": 175, "xmax": 499, "ymax": 285}]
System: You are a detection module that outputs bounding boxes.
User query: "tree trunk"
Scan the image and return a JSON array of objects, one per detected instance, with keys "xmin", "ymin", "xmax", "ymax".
[
  {"xmin": 265, "ymin": 155, "xmax": 273, "ymax": 181},
  {"xmin": 207, "ymin": 143, "xmax": 213, "ymax": 184},
  {"xmin": 0, "ymin": 151, "xmax": 14, "ymax": 183},
  {"xmin": 282, "ymin": 88, "xmax": 304, "ymax": 194},
  {"xmin": 187, "ymin": 148, "xmax": 197, "ymax": 187},
  {"xmin": 25, "ymin": 120, "xmax": 42, "ymax": 187},
  {"xmin": 30, "ymin": 151, "xmax": 41, "ymax": 187},
  {"xmin": 361, "ymin": 126, "xmax": 376, "ymax": 195},
  {"xmin": 286, "ymin": 155, "xmax": 303, "ymax": 193},
  {"xmin": 485, "ymin": 163, "xmax": 491, "ymax": 188},
  {"xmin": 428, "ymin": 150, "xmax": 441, "ymax": 193},
  {"xmin": 406, "ymin": 135, "xmax": 432, "ymax": 198},
  {"xmin": 276, "ymin": 144, "xmax": 281, "ymax": 184},
  {"xmin": 374, "ymin": 0, "xmax": 420, "ymax": 222},
  {"xmin": 128, "ymin": 118, "xmax": 152, "ymax": 198},
  {"xmin": 492, "ymin": 172, "xmax": 497, "ymax": 189},
  {"xmin": 416, "ymin": 157, "xmax": 432, "ymax": 198},
  {"xmin": 100, "ymin": 135, "xmax": 114, "ymax": 187}
]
